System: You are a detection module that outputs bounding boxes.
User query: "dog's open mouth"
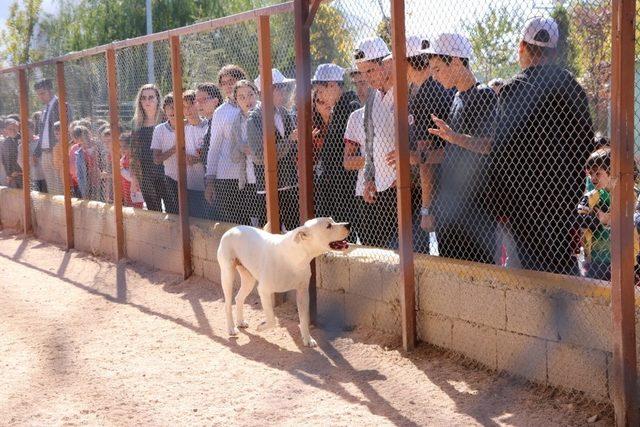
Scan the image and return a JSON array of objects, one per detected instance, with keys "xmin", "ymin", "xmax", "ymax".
[{"xmin": 329, "ymin": 239, "xmax": 349, "ymax": 251}]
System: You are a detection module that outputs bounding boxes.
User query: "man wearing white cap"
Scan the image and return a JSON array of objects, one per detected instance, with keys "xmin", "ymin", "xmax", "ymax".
[
  {"xmin": 353, "ymin": 36, "xmax": 399, "ymax": 248},
  {"xmin": 424, "ymin": 32, "xmax": 498, "ymax": 264},
  {"xmin": 491, "ymin": 17, "xmax": 594, "ymax": 274},
  {"xmin": 247, "ymin": 68, "xmax": 299, "ymax": 232},
  {"xmin": 311, "ymin": 64, "xmax": 361, "ymax": 235}
]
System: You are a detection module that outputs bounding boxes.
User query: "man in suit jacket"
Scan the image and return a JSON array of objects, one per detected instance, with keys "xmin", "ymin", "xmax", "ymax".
[{"xmin": 34, "ymin": 78, "xmax": 65, "ymax": 195}]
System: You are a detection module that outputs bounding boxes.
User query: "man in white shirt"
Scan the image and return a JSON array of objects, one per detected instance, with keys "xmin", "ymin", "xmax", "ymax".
[
  {"xmin": 34, "ymin": 78, "xmax": 66, "ymax": 195},
  {"xmin": 353, "ymin": 37, "xmax": 398, "ymax": 248},
  {"xmin": 204, "ymin": 64, "xmax": 248, "ymax": 221}
]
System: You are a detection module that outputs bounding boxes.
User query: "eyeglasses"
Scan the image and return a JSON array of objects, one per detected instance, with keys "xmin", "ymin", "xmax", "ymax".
[{"xmin": 140, "ymin": 95, "xmax": 156, "ymax": 101}]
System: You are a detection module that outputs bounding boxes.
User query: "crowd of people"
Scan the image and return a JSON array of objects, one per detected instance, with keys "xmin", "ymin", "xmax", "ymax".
[{"xmin": 1, "ymin": 16, "xmax": 638, "ymax": 281}]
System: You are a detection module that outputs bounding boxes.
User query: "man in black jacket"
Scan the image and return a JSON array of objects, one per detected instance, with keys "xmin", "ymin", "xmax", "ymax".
[
  {"xmin": 34, "ymin": 78, "xmax": 66, "ymax": 195},
  {"xmin": 492, "ymin": 17, "xmax": 595, "ymax": 274},
  {"xmin": 311, "ymin": 64, "xmax": 361, "ymax": 239}
]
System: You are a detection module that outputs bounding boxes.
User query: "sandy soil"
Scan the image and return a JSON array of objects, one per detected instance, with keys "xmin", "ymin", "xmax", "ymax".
[{"xmin": 0, "ymin": 230, "xmax": 613, "ymax": 426}]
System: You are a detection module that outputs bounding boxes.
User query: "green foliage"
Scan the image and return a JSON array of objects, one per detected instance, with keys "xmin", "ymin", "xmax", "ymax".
[
  {"xmin": 310, "ymin": 4, "xmax": 353, "ymax": 67},
  {"xmin": 375, "ymin": 17, "xmax": 391, "ymax": 47},
  {"xmin": 0, "ymin": 0, "xmax": 44, "ymax": 65},
  {"xmin": 464, "ymin": 6, "xmax": 523, "ymax": 81},
  {"xmin": 551, "ymin": 4, "xmax": 580, "ymax": 75}
]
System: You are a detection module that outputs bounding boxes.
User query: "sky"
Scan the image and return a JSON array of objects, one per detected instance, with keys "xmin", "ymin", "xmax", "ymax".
[{"xmin": 0, "ymin": 0, "xmax": 57, "ymax": 29}]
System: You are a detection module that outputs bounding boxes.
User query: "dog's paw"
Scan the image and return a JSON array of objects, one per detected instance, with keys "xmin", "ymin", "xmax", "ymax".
[
  {"xmin": 228, "ymin": 326, "xmax": 240, "ymax": 336},
  {"xmin": 303, "ymin": 336, "xmax": 318, "ymax": 347},
  {"xmin": 237, "ymin": 320, "xmax": 249, "ymax": 329},
  {"xmin": 256, "ymin": 321, "xmax": 275, "ymax": 332}
]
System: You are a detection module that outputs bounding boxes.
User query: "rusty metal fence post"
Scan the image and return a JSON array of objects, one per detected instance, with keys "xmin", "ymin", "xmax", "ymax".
[
  {"xmin": 106, "ymin": 47, "xmax": 126, "ymax": 260},
  {"xmin": 170, "ymin": 35, "xmax": 193, "ymax": 279},
  {"xmin": 55, "ymin": 61, "xmax": 75, "ymax": 251},
  {"xmin": 610, "ymin": 0, "xmax": 638, "ymax": 424},
  {"xmin": 257, "ymin": 15, "xmax": 280, "ymax": 234},
  {"xmin": 390, "ymin": 0, "xmax": 416, "ymax": 351},
  {"xmin": 294, "ymin": 0, "xmax": 317, "ymax": 322},
  {"xmin": 17, "ymin": 68, "xmax": 32, "ymax": 236}
]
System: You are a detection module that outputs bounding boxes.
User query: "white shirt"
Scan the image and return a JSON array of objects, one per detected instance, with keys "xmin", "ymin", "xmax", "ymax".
[
  {"xmin": 240, "ymin": 119, "xmax": 256, "ymax": 185},
  {"xmin": 344, "ymin": 107, "xmax": 366, "ymax": 197},
  {"xmin": 369, "ymin": 88, "xmax": 397, "ymax": 192},
  {"xmin": 150, "ymin": 120, "xmax": 208, "ymax": 191},
  {"xmin": 41, "ymin": 96, "xmax": 58, "ymax": 149},
  {"xmin": 205, "ymin": 101, "xmax": 244, "ymax": 180}
]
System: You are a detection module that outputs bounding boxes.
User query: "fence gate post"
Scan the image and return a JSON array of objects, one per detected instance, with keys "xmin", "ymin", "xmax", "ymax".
[
  {"xmin": 390, "ymin": 0, "xmax": 416, "ymax": 351},
  {"xmin": 610, "ymin": 0, "xmax": 638, "ymax": 424},
  {"xmin": 294, "ymin": 0, "xmax": 317, "ymax": 322},
  {"xmin": 106, "ymin": 47, "xmax": 125, "ymax": 260},
  {"xmin": 169, "ymin": 35, "xmax": 193, "ymax": 280},
  {"xmin": 55, "ymin": 61, "xmax": 75, "ymax": 251},
  {"xmin": 17, "ymin": 68, "xmax": 33, "ymax": 236}
]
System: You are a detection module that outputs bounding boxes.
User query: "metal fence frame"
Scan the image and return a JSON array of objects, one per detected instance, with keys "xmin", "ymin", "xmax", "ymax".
[{"xmin": 0, "ymin": 0, "xmax": 637, "ymax": 422}]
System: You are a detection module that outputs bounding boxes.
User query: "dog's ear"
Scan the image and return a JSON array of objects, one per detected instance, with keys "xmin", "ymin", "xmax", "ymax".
[{"xmin": 294, "ymin": 229, "xmax": 309, "ymax": 243}]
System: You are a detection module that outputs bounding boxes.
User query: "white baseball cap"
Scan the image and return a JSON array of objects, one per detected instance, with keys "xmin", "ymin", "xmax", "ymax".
[
  {"xmin": 384, "ymin": 35, "xmax": 430, "ymax": 60},
  {"xmin": 423, "ymin": 33, "xmax": 473, "ymax": 59},
  {"xmin": 354, "ymin": 37, "xmax": 391, "ymax": 63},
  {"xmin": 311, "ymin": 63, "xmax": 345, "ymax": 83},
  {"xmin": 521, "ymin": 17, "xmax": 559, "ymax": 49},
  {"xmin": 254, "ymin": 68, "xmax": 295, "ymax": 89}
]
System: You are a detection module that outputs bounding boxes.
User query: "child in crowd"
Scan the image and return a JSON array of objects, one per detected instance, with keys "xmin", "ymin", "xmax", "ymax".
[
  {"xmin": 71, "ymin": 125, "xmax": 100, "ymax": 199},
  {"xmin": 577, "ymin": 146, "xmax": 640, "ymax": 280},
  {"xmin": 120, "ymin": 132, "xmax": 144, "ymax": 209},
  {"xmin": 98, "ymin": 126, "xmax": 113, "ymax": 203},
  {"xmin": 1, "ymin": 119, "xmax": 23, "ymax": 188}
]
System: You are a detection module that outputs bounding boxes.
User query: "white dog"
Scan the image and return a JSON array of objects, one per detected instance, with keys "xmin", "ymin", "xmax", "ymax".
[{"xmin": 217, "ymin": 217, "xmax": 350, "ymax": 347}]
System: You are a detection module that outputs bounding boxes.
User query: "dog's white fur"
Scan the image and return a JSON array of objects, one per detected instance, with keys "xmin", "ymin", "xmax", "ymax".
[{"xmin": 217, "ymin": 217, "xmax": 350, "ymax": 347}]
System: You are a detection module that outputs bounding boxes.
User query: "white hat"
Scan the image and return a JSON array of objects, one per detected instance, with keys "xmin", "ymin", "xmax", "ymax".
[
  {"xmin": 254, "ymin": 68, "xmax": 295, "ymax": 89},
  {"xmin": 521, "ymin": 17, "xmax": 559, "ymax": 49},
  {"xmin": 423, "ymin": 33, "xmax": 473, "ymax": 59},
  {"xmin": 311, "ymin": 63, "xmax": 345, "ymax": 83},
  {"xmin": 385, "ymin": 35, "xmax": 430, "ymax": 60},
  {"xmin": 354, "ymin": 37, "xmax": 391, "ymax": 63}
]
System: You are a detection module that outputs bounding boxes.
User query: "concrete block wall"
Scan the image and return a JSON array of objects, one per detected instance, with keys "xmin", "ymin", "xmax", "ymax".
[
  {"xmin": 1, "ymin": 186, "xmax": 635, "ymax": 401},
  {"xmin": 316, "ymin": 250, "xmax": 619, "ymax": 401}
]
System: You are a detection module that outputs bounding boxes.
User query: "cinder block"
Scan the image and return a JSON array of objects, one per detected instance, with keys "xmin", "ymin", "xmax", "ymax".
[
  {"xmin": 318, "ymin": 254, "xmax": 349, "ymax": 292},
  {"xmin": 555, "ymin": 294, "xmax": 611, "ymax": 352},
  {"xmin": 375, "ymin": 301, "xmax": 400, "ymax": 335},
  {"xmin": 152, "ymin": 245, "xmax": 183, "ymax": 274},
  {"xmin": 317, "ymin": 289, "xmax": 345, "ymax": 330},
  {"xmin": 344, "ymin": 293, "xmax": 376, "ymax": 330},
  {"xmin": 348, "ymin": 257, "xmax": 381, "ymax": 300},
  {"xmin": 203, "ymin": 259, "xmax": 221, "ymax": 284},
  {"xmin": 452, "ymin": 319, "xmax": 497, "ymax": 370},
  {"xmin": 192, "ymin": 256, "xmax": 205, "ymax": 277},
  {"xmin": 125, "ymin": 238, "xmax": 143, "ymax": 262},
  {"xmin": 506, "ymin": 290, "xmax": 558, "ymax": 342},
  {"xmin": 497, "ymin": 330, "xmax": 547, "ymax": 384},
  {"xmin": 379, "ymin": 263, "xmax": 401, "ymax": 304},
  {"xmin": 146, "ymin": 219, "xmax": 180, "ymax": 250},
  {"xmin": 418, "ymin": 274, "xmax": 459, "ymax": 319},
  {"xmin": 548, "ymin": 342, "xmax": 608, "ymax": 399},
  {"xmin": 417, "ymin": 311, "xmax": 452, "ymax": 349},
  {"xmin": 190, "ymin": 227, "xmax": 208, "ymax": 259},
  {"xmin": 459, "ymin": 283, "xmax": 506, "ymax": 330}
]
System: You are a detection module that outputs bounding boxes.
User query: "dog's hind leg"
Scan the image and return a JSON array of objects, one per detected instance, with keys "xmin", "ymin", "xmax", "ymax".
[
  {"xmin": 256, "ymin": 286, "xmax": 277, "ymax": 331},
  {"xmin": 235, "ymin": 265, "xmax": 256, "ymax": 329},
  {"xmin": 220, "ymin": 261, "xmax": 238, "ymax": 336}
]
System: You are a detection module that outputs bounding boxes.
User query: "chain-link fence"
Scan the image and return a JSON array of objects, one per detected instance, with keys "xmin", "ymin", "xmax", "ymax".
[{"xmin": 0, "ymin": 0, "xmax": 638, "ymax": 414}]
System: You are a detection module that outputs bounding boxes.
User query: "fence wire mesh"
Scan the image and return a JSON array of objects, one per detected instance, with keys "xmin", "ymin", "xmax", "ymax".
[{"xmin": 0, "ymin": 0, "xmax": 637, "ymax": 412}]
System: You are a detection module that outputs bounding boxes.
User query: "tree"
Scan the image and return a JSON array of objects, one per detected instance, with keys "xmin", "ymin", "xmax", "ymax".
[
  {"xmin": 569, "ymin": 0, "xmax": 611, "ymax": 133},
  {"xmin": 0, "ymin": 0, "xmax": 44, "ymax": 65},
  {"xmin": 310, "ymin": 4, "xmax": 353, "ymax": 67},
  {"xmin": 551, "ymin": 4, "xmax": 579, "ymax": 75},
  {"xmin": 464, "ymin": 6, "xmax": 523, "ymax": 82},
  {"xmin": 375, "ymin": 17, "xmax": 391, "ymax": 47}
]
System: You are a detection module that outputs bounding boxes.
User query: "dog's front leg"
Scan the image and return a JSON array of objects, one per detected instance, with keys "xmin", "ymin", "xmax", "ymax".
[
  {"xmin": 256, "ymin": 287, "xmax": 277, "ymax": 331},
  {"xmin": 296, "ymin": 287, "xmax": 317, "ymax": 347}
]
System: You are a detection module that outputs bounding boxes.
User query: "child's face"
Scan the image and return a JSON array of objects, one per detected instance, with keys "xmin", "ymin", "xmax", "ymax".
[
  {"xmin": 5, "ymin": 123, "xmax": 19, "ymax": 138},
  {"xmin": 589, "ymin": 167, "xmax": 611, "ymax": 190},
  {"xmin": 102, "ymin": 133, "xmax": 112, "ymax": 146},
  {"xmin": 164, "ymin": 104, "xmax": 176, "ymax": 124},
  {"xmin": 183, "ymin": 100, "xmax": 197, "ymax": 119},
  {"xmin": 235, "ymin": 86, "xmax": 257, "ymax": 114},
  {"xmin": 54, "ymin": 128, "xmax": 60, "ymax": 140}
]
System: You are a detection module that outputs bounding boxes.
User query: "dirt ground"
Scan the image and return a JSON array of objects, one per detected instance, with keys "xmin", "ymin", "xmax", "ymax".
[{"xmin": 0, "ymin": 230, "xmax": 613, "ymax": 426}]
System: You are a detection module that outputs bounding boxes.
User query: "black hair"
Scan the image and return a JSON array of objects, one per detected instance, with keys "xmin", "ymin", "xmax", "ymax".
[
  {"xmin": 407, "ymin": 54, "xmax": 429, "ymax": 71},
  {"xmin": 586, "ymin": 147, "xmax": 611, "ymax": 174},
  {"xmin": 522, "ymin": 41, "xmax": 556, "ymax": 61},
  {"xmin": 430, "ymin": 54, "xmax": 469, "ymax": 68},
  {"xmin": 34, "ymin": 78, "xmax": 53, "ymax": 91},
  {"xmin": 196, "ymin": 82, "xmax": 224, "ymax": 105}
]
